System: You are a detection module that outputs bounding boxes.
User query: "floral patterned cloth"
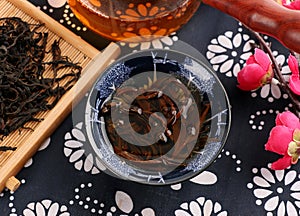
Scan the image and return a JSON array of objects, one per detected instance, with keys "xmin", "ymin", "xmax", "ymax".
[{"xmin": 1, "ymin": 0, "xmax": 299, "ymax": 215}]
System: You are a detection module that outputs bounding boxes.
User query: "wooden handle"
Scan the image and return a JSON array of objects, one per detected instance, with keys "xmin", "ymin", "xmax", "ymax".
[{"xmin": 203, "ymin": 0, "xmax": 300, "ymax": 53}]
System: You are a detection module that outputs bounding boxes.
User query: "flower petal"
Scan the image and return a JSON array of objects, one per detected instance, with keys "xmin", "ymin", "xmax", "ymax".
[
  {"xmin": 270, "ymin": 155, "xmax": 292, "ymax": 170},
  {"xmin": 265, "ymin": 126, "xmax": 293, "ymax": 155},
  {"xmin": 217, "ymin": 35, "xmax": 233, "ymax": 49},
  {"xmin": 115, "ymin": 191, "xmax": 133, "ymax": 214},
  {"xmin": 175, "ymin": 210, "xmax": 191, "ymax": 216},
  {"xmin": 220, "ymin": 59, "xmax": 234, "ymax": 73},
  {"xmin": 291, "ymin": 192, "xmax": 300, "ymax": 200},
  {"xmin": 217, "ymin": 212, "xmax": 228, "ymax": 216},
  {"xmin": 189, "ymin": 171, "xmax": 217, "ymax": 185},
  {"xmin": 253, "ymin": 176, "xmax": 271, "ymax": 188},
  {"xmin": 260, "ymin": 84, "xmax": 270, "ymax": 98},
  {"xmin": 233, "ymin": 33, "xmax": 242, "ymax": 48},
  {"xmin": 290, "ymin": 181, "xmax": 300, "ymax": 191},
  {"xmin": 253, "ymin": 188, "xmax": 273, "ymax": 198},
  {"xmin": 264, "ymin": 196, "xmax": 279, "ymax": 211},
  {"xmin": 237, "ymin": 64, "xmax": 266, "ymax": 90},
  {"xmin": 140, "ymin": 41, "xmax": 151, "ymax": 50},
  {"xmin": 295, "ymin": 201, "xmax": 300, "ymax": 208},
  {"xmin": 152, "ymin": 39, "xmax": 163, "ymax": 49},
  {"xmin": 208, "ymin": 45, "xmax": 226, "ymax": 53},
  {"xmin": 69, "ymin": 149, "xmax": 85, "ymax": 163},
  {"xmin": 293, "ymin": 1, "xmax": 300, "ymax": 9},
  {"xmin": 48, "ymin": 203, "xmax": 59, "ymax": 215},
  {"xmin": 241, "ymin": 64, "xmax": 266, "ymax": 82},
  {"xmin": 275, "ymin": 111, "xmax": 300, "ymax": 129},
  {"xmin": 210, "ymin": 55, "xmax": 229, "ymax": 64},
  {"xmin": 203, "ymin": 200, "xmax": 213, "ymax": 215},
  {"xmin": 277, "ymin": 201, "xmax": 285, "ymax": 216},
  {"xmin": 141, "ymin": 208, "xmax": 155, "ymax": 216},
  {"xmin": 253, "ymin": 48, "xmax": 271, "ymax": 71},
  {"xmin": 262, "ymin": 168, "xmax": 276, "ymax": 183},
  {"xmin": 237, "ymin": 81, "xmax": 261, "ymax": 91},
  {"xmin": 72, "ymin": 128, "xmax": 86, "ymax": 142},
  {"xmin": 287, "ymin": 201, "xmax": 298, "ymax": 216},
  {"xmin": 284, "ymin": 0, "xmax": 300, "ymax": 10},
  {"xmin": 246, "ymin": 55, "xmax": 255, "ymax": 65},
  {"xmin": 271, "ymin": 83, "xmax": 281, "ymax": 99},
  {"xmin": 275, "ymin": 169, "xmax": 284, "ymax": 182},
  {"xmin": 189, "ymin": 201, "xmax": 201, "ymax": 216},
  {"xmin": 139, "ymin": 28, "xmax": 151, "ymax": 36},
  {"xmin": 36, "ymin": 203, "xmax": 46, "ymax": 216},
  {"xmin": 289, "ymin": 74, "xmax": 300, "ymax": 95},
  {"xmin": 285, "ymin": 170, "xmax": 297, "ymax": 185},
  {"xmin": 288, "ymin": 54, "xmax": 300, "ymax": 75},
  {"xmin": 23, "ymin": 209, "xmax": 35, "ymax": 216},
  {"xmin": 214, "ymin": 202, "xmax": 222, "ymax": 213}
]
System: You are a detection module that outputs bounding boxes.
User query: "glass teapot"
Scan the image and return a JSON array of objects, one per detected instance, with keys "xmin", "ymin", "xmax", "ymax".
[
  {"xmin": 68, "ymin": 0, "xmax": 201, "ymax": 41},
  {"xmin": 68, "ymin": 0, "xmax": 300, "ymax": 53}
]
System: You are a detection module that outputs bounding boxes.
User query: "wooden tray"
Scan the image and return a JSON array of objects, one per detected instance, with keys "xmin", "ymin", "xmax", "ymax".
[{"xmin": 0, "ymin": 0, "xmax": 120, "ymax": 192}]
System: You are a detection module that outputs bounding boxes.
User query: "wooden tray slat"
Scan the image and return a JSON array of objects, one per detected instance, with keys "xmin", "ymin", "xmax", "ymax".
[{"xmin": 0, "ymin": 0, "xmax": 120, "ymax": 192}]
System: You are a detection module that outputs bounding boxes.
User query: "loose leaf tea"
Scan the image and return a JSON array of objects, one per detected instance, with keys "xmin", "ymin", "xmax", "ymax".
[
  {"xmin": 0, "ymin": 146, "xmax": 16, "ymax": 152},
  {"xmin": 100, "ymin": 73, "xmax": 211, "ymax": 171},
  {"xmin": 0, "ymin": 17, "xmax": 82, "ymax": 151}
]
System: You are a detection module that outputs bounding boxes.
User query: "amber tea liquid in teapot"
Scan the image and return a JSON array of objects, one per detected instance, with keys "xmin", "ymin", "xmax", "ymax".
[{"xmin": 68, "ymin": 0, "xmax": 200, "ymax": 40}]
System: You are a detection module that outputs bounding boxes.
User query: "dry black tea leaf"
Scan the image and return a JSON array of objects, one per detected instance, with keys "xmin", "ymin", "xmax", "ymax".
[{"xmin": 0, "ymin": 17, "xmax": 82, "ymax": 151}]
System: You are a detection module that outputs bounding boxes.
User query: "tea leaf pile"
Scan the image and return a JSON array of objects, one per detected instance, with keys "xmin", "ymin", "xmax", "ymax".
[{"xmin": 0, "ymin": 17, "xmax": 82, "ymax": 151}]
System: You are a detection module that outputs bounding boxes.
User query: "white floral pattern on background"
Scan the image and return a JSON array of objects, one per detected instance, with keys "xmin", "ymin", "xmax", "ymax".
[
  {"xmin": 47, "ymin": 0, "xmax": 66, "ymax": 8},
  {"xmin": 23, "ymin": 199, "xmax": 70, "ymax": 216},
  {"xmin": 60, "ymin": 5, "xmax": 88, "ymax": 32},
  {"xmin": 63, "ymin": 122, "xmax": 106, "ymax": 174},
  {"xmin": 217, "ymin": 149, "xmax": 243, "ymax": 172},
  {"xmin": 120, "ymin": 33, "xmax": 178, "ymax": 52},
  {"xmin": 115, "ymin": 191, "xmax": 134, "ymax": 214},
  {"xmin": 247, "ymin": 166, "xmax": 300, "ymax": 215},
  {"xmin": 206, "ymin": 23, "xmax": 254, "ymax": 78},
  {"xmin": 114, "ymin": 190, "xmax": 156, "ymax": 215},
  {"xmin": 171, "ymin": 148, "xmax": 243, "ymax": 190},
  {"xmin": 175, "ymin": 197, "xmax": 228, "ymax": 216},
  {"xmin": 69, "ymin": 183, "xmax": 156, "ymax": 215},
  {"xmin": 1, "ymin": 179, "xmax": 26, "ymax": 215},
  {"xmin": 171, "ymin": 171, "xmax": 218, "ymax": 191},
  {"xmin": 24, "ymin": 138, "xmax": 51, "ymax": 168},
  {"xmin": 172, "ymin": 149, "xmax": 243, "ymax": 193}
]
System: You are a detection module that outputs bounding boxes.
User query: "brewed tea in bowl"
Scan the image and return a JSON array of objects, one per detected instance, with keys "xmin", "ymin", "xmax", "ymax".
[{"xmin": 84, "ymin": 48, "xmax": 231, "ymax": 185}]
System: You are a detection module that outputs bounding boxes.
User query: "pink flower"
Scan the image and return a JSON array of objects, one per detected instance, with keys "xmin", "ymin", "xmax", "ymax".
[
  {"xmin": 288, "ymin": 54, "xmax": 300, "ymax": 95},
  {"xmin": 265, "ymin": 111, "xmax": 300, "ymax": 170},
  {"xmin": 282, "ymin": 0, "xmax": 300, "ymax": 10},
  {"xmin": 237, "ymin": 48, "xmax": 273, "ymax": 91}
]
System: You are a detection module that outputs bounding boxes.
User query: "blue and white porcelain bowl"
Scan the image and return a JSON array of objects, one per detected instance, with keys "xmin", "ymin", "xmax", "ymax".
[{"xmin": 85, "ymin": 48, "xmax": 231, "ymax": 185}]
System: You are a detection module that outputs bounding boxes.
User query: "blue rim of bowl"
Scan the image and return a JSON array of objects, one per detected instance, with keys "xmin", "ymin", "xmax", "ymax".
[{"xmin": 85, "ymin": 48, "xmax": 231, "ymax": 185}]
